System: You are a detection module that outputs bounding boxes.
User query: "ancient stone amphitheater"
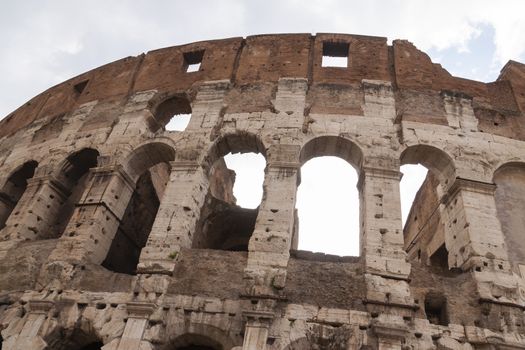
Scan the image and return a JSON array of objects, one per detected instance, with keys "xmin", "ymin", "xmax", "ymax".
[{"xmin": 0, "ymin": 33, "xmax": 525, "ymax": 349}]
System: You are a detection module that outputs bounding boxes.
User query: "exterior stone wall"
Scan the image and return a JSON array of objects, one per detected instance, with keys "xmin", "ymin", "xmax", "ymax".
[{"xmin": 0, "ymin": 33, "xmax": 525, "ymax": 349}]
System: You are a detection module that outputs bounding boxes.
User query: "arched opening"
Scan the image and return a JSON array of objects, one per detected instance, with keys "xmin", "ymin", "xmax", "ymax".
[
  {"xmin": 193, "ymin": 133, "xmax": 266, "ymax": 251},
  {"xmin": 0, "ymin": 160, "xmax": 38, "ymax": 230},
  {"xmin": 151, "ymin": 95, "xmax": 192, "ymax": 132},
  {"xmin": 172, "ymin": 333, "xmax": 223, "ymax": 350},
  {"xmin": 295, "ymin": 136, "xmax": 362, "ymax": 257},
  {"xmin": 103, "ymin": 143, "xmax": 174, "ymax": 274},
  {"xmin": 44, "ymin": 326, "xmax": 103, "ymax": 350},
  {"xmin": 400, "ymin": 145, "xmax": 455, "ymax": 270},
  {"xmin": 494, "ymin": 162, "xmax": 525, "ymax": 272},
  {"xmin": 47, "ymin": 148, "xmax": 99, "ymax": 239}
]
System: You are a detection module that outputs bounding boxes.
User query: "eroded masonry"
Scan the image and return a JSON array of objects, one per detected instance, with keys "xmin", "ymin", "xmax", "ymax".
[{"xmin": 1, "ymin": 33, "xmax": 525, "ymax": 350}]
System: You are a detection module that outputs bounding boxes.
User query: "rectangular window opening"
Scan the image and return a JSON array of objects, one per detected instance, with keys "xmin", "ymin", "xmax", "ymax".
[
  {"xmin": 73, "ymin": 80, "xmax": 89, "ymax": 94},
  {"xmin": 322, "ymin": 42, "xmax": 349, "ymax": 68},
  {"xmin": 183, "ymin": 50, "xmax": 204, "ymax": 73}
]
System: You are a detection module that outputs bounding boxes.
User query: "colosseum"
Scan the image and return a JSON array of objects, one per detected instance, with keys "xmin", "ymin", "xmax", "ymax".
[{"xmin": 0, "ymin": 33, "xmax": 524, "ymax": 349}]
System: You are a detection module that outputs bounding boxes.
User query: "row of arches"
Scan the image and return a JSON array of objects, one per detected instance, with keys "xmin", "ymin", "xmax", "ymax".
[{"xmin": 1, "ymin": 130, "xmax": 522, "ymax": 275}]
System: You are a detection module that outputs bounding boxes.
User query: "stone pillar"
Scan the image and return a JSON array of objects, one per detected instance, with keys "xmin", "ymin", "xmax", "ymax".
[
  {"xmin": 442, "ymin": 178, "xmax": 521, "ymax": 305},
  {"xmin": 0, "ymin": 175, "xmax": 69, "ymax": 242},
  {"xmin": 245, "ymin": 147, "xmax": 300, "ymax": 295},
  {"xmin": 137, "ymin": 160, "xmax": 209, "ymax": 274},
  {"xmin": 242, "ymin": 309, "xmax": 274, "ymax": 350},
  {"xmin": 47, "ymin": 165, "xmax": 135, "ymax": 265},
  {"xmin": 114, "ymin": 303, "xmax": 155, "ymax": 350},
  {"xmin": 2, "ymin": 301, "xmax": 54, "ymax": 350},
  {"xmin": 372, "ymin": 323, "xmax": 409, "ymax": 350},
  {"xmin": 358, "ymin": 165, "xmax": 413, "ymax": 309},
  {"xmin": 186, "ymin": 80, "xmax": 230, "ymax": 131}
]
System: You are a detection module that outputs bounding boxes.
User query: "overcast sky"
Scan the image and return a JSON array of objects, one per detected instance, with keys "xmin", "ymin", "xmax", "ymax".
[{"xmin": 1, "ymin": 1, "xmax": 524, "ymax": 256}]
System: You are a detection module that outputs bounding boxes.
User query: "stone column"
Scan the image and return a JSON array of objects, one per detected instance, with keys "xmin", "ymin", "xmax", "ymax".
[
  {"xmin": 114, "ymin": 303, "xmax": 155, "ymax": 350},
  {"xmin": 245, "ymin": 147, "xmax": 300, "ymax": 295},
  {"xmin": 442, "ymin": 178, "xmax": 521, "ymax": 305},
  {"xmin": 137, "ymin": 160, "xmax": 209, "ymax": 274},
  {"xmin": 2, "ymin": 301, "xmax": 54, "ymax": 350},
  {"xmin": 0, "ymin": 174, "xmax": 69, "ymax": 242},
  {"xmin": 242, "ymin": 309, "xmax": 274, "ymax": 350},
  {"xmin": 47, "ymin": 165, "xmax": 135, "ymax": 265},
  {"xmin": 358, "ymin": 165, "xmax": 413, "ymax": 309},
  {"xmin": 372, "ymin": 323, "xmax": 409, "ymax": 350}
]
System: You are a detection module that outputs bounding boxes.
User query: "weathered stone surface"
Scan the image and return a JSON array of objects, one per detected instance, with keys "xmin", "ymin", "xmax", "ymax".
[{"xmin": 1, "ymin": 33, "xmax": 525, "ymax": 349}]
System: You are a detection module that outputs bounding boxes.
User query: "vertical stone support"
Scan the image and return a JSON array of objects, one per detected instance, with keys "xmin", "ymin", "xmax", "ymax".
[
  {"xmin": 0, "ymin": 175, "xmax": 69, "ymax": 242},
  {"xmin": 186, "ymin": 80, "xmax": 230, "ymax": 131},
  {"xmin": 47, "ymin": 165, "xmax": 135, "ymax": 265},
  {"xmin": 2, "ymin": 301, "xmax": 54, "ymax": 350},
  {"xmin": 372, "ymin": 323, "xmax": 409, "ymax": 350},
  {"xmin": 242, "ymin": 310, "xmax": 274, "ymax": 350},
  {"xmin": 442, "ymin": 178, "xmax": 521, "ymax": 305},
  {"xmin": 359, "ymin": 166, "xmax": 409, "ymax": 279},
  {"xmin": 137, "ymin": 161, "xmax": 209, "ymax": 274},
  {"xmin": 359, "ymin": 166, "xmax": 413, "ymax": 308},
  {"xmin": 245, "ymin": 146, "xmax": 300, "ymax": 294},
  {"xmin": 114, "ymin": 303, "xmax": 155, "ymax": 350}
]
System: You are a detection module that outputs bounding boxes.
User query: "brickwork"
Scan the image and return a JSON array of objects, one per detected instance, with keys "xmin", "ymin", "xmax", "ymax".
[{"xmin": 1, "ymin": 33, "xmax": 525, "ymax": 349}]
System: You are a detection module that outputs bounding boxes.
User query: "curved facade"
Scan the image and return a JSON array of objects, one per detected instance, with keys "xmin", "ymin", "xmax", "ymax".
[{"xmin": 0, "ymin": 33, "xmax": 525, "ymax": 349}]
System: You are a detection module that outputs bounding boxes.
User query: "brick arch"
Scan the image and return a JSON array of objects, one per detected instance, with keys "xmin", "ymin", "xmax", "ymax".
[
  {"xmin": 299, "ymin": 135, "xmax": 363, "ymax": 173},
  {"xmin": 0, "ymin": 160, "xmax": 38, "ymax": 230},
  {"xmin": 164, "ymin": 322, "xmax": 240, "ymax": 350},
  {"xmin": 122, "ymin": 140, "xmax": 176, "ymax": 182},
  {"xmin": 148, "ymin": 93, "xmax": 193, "ymax": 132},
  {"xmin": 400, "ymin": 144, "xmax": 456, "ymax": 187},
  {"xmin": 203, "ymin": 131, "xmax": 267, "ymax": 174}
]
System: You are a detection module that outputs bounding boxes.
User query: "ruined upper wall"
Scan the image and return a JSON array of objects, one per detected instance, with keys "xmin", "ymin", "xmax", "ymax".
[{"xmin": 1, "ymin": 33, "xmax": 523, "ymax": 140}]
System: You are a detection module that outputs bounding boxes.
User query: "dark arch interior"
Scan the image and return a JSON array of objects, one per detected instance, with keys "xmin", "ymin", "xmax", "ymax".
[
  {"xmin": 193, "ymin": 134, "xmax": 266, "ymax": 252},
  {"xmin": 79, "ymin": 341, "xmax": 103, "ymax": 350},
  {"xmin": 151, "ymin": 95, "xmax": 192, "ymax": 131},
  {"xmin": 172, "ymin": 334, "xmax": 223, "ymax": 350},
  {"xmin": 0, "ymin": 160, "xmax": 38, "ymax": 230},
  {"xmin": 102, "ymin": 162, "xmax": 169, "ymax": 274},
  {"xmin": 48, "ymin": 148, "xmax": 99, "ymax": 239}
]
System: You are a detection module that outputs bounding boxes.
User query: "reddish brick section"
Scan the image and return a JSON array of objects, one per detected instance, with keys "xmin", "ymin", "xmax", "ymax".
[{"xmin": 1, "ymin": 33, "xmax": 524, "ymax": 140}]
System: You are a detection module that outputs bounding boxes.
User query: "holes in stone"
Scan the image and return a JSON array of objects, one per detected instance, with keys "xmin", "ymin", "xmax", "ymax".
[
  {"xmin": 0, "ymin": 160, "xmax": 38, "ymax": 230},
  {"xmin": 322, "ymin": 41, "xmax": 349, "ymax": 68},
  {"xmin": 183, "ymin": 50, "xmax": 204, "ymax": 73},
  {"xmin": 424, "ymin": 293, "xmax": 449, "ymax": 326}
]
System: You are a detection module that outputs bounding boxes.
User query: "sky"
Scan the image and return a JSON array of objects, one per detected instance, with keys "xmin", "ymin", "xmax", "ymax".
[{"xmin": 1, "ymin": 1, "xmax": 525, "ymax": 256}]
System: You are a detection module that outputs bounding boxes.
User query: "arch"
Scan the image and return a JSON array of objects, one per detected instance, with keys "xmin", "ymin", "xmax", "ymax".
[
  {"xmin": 44, "ymin": 324, "xmax": 104, "ymax": 350},
  {"xmin": 400, "ymin": 144, "xmax": 456, "ymax": 185},
  {"xmin": 27, "ymin": 148, "xmax": 100, "ymax": 240},
  {"xmin": 0, "ymin": 160, "xmax": 38, "ymax": 230},
  {"xmin": 296, "ymin": 136, "xmax": 362, "ymax": 256},
  {"xmin": 164, "ymin": 323, "xmax": 239, "ymax": 350},
  {"xmin": 123, "ymin": 141, "xmax": 176, "ymax": 182},
  {"xmin": 57, "ymin": 148, "xmax": 99, "ymax": 181},
  {"xmin": 299, "ymin": 136, "xmax": 363, "ymax": 172},
  {"xmin": 493, "ymin": 161, "xmax": 525, "ymax": 269},
  {"xmin": 204, "ymin": 131, "xmax": 267, "ymax": 173},
  {"xmin": 193, "ymin": 132, "xmax": 267, "ymax": 252},
  {"xmin": 149, "ymin": 94, "xmax": 192, "ymax": 132}
]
